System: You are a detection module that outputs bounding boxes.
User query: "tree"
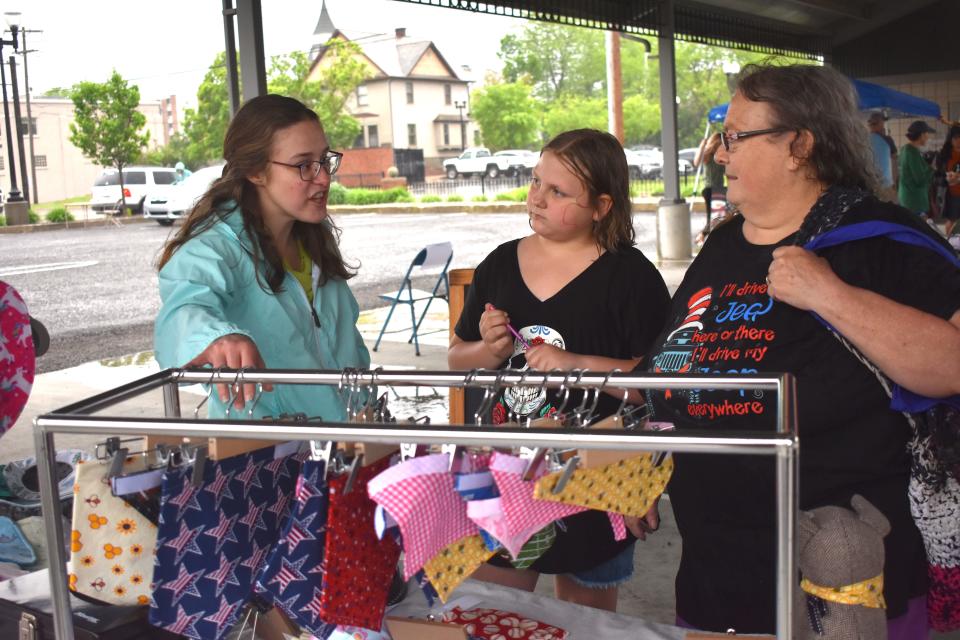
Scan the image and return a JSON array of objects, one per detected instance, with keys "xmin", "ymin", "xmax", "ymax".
[
  {"xmin": 39, "ymin": 86, "xmax": 73, "ymax": 99},
  {"xmin": 541, "ymin": 95, "xmax": 607, "ymax": 141},
  {"xmin": 69, "ymin": 70, "xmax": 149, "ymax": 214},
  {"xmin": 470, "ymin": 82, "xmax": 541, "ymax": 151},
  {"xmin": 181, "ymin": 51, "xmax": 235, "ymax": 166},
  {"xmin": 499, "ymin": 24, "xmax": 605, "ymax": 102}
]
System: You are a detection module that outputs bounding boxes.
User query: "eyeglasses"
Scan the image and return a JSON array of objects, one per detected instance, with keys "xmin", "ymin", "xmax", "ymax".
[
  {"xmin": 719, "ymin": 128, "xmax": 789, "ymax": 151},
  {"xmin": 270, "ymin": 150, "xmax": 343, "ymax": 180}
]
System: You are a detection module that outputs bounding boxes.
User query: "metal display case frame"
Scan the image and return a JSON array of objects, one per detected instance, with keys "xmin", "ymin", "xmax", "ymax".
[{"xmin": 33, "ymin": 368, "xmax": 799, "ymax": 639}]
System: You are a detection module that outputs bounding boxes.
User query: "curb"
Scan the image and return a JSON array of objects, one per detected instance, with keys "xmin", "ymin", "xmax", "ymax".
[
  {"xmin": 0, "ymin": 215, "xmax": 153, "ymax": 235},
  {"xmin": 0, "ymin": 201, "xmax": 707, "ymax": 233}
]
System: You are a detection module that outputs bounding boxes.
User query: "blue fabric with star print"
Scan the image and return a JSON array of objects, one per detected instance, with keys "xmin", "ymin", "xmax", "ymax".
[
  {"xmin": 149, "ymin": 445, "xmax": 303, "ymax": 640},
  {"xmin": 255, "ymin": 459, "xmax": 337, "ymax": 640}
]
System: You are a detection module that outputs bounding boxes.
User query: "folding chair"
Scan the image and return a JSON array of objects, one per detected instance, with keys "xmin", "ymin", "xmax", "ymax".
[{"xmin": 373, "ymin": 242, "xmax": 454, "ymax": 356}]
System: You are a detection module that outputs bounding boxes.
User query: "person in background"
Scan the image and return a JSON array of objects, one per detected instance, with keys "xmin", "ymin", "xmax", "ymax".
[
  {"xmin": 644, "ymin": 63, "xmax": 960, "ymax": 638},
  {"xmin": 934, "ymin": 125, "xmax": 960, "ymax": 237},
  {"xmin": 898, "ymin": 120, "xmax": 936, "ymax": 218},
  {"xmin": 155, "ymin": 95, "xmax": 368, "ymax": 421},
  {"xmin": 867, "ymin": 111, "xmax": 897, "ymax": 203},
  {"xmin": 693, "ymin": 132, "xmax": 729, "ymax": 245},
  {"xmin": 173, "ymin": 161, "xmax": 193, "ymax": 184},
  {"xmin": 449, "ymin": 128, "xmax": 670, "ymax": 612}
]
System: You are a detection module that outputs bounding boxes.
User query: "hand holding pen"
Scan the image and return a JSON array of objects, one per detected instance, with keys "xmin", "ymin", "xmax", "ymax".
[{"xmin": 480, "ymin": 303, "xmax": 523, "ymax": 361}]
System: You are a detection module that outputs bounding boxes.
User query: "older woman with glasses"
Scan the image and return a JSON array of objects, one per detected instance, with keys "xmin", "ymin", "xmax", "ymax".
[
  {"xmin": 155, "ymin": 94, "xmax": 368, "ymax": 421},
  {"xmin": 643, "ymin": 64, "xmax": 960, "ymax": 638}
]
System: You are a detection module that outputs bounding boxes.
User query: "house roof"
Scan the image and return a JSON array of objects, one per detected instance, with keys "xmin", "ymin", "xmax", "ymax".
[{"xmin": 311, "ymin": 27, "xmax": 463, "ymax": 81}]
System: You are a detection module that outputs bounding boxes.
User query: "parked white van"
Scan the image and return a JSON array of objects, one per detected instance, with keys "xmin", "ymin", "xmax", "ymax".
[{"xmin": 90, "ymin": 166, "xmax": 178, "ymax": 215}]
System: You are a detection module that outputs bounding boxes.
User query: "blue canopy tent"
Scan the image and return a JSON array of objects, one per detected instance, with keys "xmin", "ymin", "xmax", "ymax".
[
  {"xmin": 707, "ymin": 78, "xmax": 942, "ymax": 123},
  {"xmin": 695, "ymin": 79, "xmax": 942, "ymax": 193}
]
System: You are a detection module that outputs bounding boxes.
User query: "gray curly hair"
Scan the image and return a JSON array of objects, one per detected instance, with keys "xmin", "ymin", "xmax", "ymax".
[{"xmin": 736, "ymin": 64, "xmax": 881, "ymax": 195}]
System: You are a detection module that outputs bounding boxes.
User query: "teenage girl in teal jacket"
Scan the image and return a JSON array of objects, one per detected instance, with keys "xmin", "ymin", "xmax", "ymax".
[{"xmin": 154, "ymin": 95, "xmax": 368, "ymax": 420}]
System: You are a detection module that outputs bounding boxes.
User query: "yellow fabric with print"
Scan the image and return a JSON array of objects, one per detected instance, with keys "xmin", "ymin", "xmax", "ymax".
[
  {"xmin": 533, "ymin": 454, "xmax": 673, "ymax": 517},
  {"xmin": 284, "ymin": 242, "xmax": 313, "ymax": 304},
  {"xmin": 68, "ymin": 459, "xmax": 158, "ymax": 605},
  {"xmin": 801, "ymin": 574, "xmax": 886, "ymax": 609},
  {"xmin": 423, "ymin": 534, "xmax": 496, "ymax": 602}
]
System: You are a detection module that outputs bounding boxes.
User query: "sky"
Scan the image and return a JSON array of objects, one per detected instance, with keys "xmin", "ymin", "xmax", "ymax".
[{"xmin": 16, "ymin": 0, "xmax": 522, "ymax": 110}]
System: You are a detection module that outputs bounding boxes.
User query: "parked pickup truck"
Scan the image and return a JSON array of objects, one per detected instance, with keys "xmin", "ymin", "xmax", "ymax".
[{"xmin": 443, "ymin": 147, "xmax": 513, "ymax": 179}]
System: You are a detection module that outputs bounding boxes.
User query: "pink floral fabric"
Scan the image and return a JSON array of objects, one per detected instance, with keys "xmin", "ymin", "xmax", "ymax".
[{"xmin": 0, "ymin": 281, "xmax": 34, "ymax": 439}]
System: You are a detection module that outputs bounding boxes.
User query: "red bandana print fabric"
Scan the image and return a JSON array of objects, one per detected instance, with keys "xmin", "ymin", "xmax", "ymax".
[
  {"xmin": 442, "ymin": 607, "xmax": 568, "ymax": 640},
  {"xmin": 320, "ymin": 456, "xmax": 400, "ymax": 629}
]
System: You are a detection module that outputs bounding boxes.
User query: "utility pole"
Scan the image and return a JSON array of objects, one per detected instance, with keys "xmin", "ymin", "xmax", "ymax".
[
  {"xmin": 9, "ymin": 53, "xmax": 28, "ymax": 204},
  {"xmin": 20, "ymin": 28, "xmax": 39, "ymax": 204},
  {"xmin": 605, "ymin": 31, "xmax": 623, "ymax": 143}
]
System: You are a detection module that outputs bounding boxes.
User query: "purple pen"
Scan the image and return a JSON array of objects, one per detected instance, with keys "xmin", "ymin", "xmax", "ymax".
[
  {"xmin": 506, "ymin": 322, "xmax": 531, "ymax": 350},
  {"xmin": 490, "ymin": 304, "xmax": 531, "ymax": 349}
]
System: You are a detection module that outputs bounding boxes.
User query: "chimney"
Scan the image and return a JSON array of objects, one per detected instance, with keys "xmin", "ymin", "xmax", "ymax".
[{"xmin": 395, "ymin": 27, "xmax": 406, "ymax": 39}]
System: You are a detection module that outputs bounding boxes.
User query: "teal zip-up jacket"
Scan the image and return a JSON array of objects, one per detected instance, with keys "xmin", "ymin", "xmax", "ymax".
[{"xmin": 154, "ymin": 205, "xmax": 369, "ymax": 421}]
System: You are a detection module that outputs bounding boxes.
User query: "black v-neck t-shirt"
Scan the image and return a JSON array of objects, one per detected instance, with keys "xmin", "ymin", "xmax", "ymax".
[
  {"xmin": 645, "ymin": 202, "xmax": 960, "ymax": 633},
  {"xmin": 455, "ymin": 238, "xmax": 671, "ymax": 573}
]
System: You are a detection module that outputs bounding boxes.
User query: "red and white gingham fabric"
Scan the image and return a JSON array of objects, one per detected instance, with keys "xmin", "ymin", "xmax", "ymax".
[
  {"xmin": 607, "ymin": 512, "xmax": 627, "ymax": 541},
  {"xmin": 488, "ymin": 453, "xmax": 587, "ymax": 545},
  {"xmin": 367, "ymin": 453, "xmax": 477, "ymax": 580}
]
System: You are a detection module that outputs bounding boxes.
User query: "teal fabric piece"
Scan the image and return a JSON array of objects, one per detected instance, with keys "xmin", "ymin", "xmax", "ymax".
[
  {"xmin": 154, "ymin": 205, "xmax": 370, "ymax": 421},
  {"xmin": 0, "ymin": 516, "xmax": 35, "ymax": 567}
]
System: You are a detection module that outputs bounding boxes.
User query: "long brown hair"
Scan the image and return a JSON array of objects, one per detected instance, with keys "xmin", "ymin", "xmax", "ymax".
[
  {"xmin": 541, "ymin": 129, "xmax": 635, "ymax": 252},
  {"xmin": 157, "ymin": 94, "xmax": 354, "ymax": 290}
]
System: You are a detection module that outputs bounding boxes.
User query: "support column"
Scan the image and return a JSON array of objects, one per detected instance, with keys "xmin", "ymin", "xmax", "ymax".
[
  {"xmin": 236, "ymin": 0, "xmax": 267, "ymax": 103},
  {"xmin": 606, "ymin": 31, "xmax": 623, "ymax": 143},
  {"xmin": 656, "ymin": 0, "xmax": 691, "ymax": 260},
  {"xmin": 222, "ymin": 0, "xmax": 241, "ymax": 116}
]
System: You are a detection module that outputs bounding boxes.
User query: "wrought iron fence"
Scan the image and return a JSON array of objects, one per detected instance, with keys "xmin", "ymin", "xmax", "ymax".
[{"xmin": 334, "ymin": 168, "xmax": 694, "ymax": 200}]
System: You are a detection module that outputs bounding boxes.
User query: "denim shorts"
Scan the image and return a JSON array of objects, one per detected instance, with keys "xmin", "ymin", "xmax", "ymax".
[{"xmin": 566, "ymin": 541, "xmax": 636, "ymax": 589}]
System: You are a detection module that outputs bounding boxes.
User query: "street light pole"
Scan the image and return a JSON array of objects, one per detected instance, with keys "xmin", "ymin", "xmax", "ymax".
[
  {"xmin": 9, "ymin": 53, "xmax": 29, "ymax": 204},
  {"xmin": 0, "ymin": 19, "xmax": 21, "ymax": 204},
  {"xmin": 20, "ymin": 28, "xmax": 38, "ymax": 204},
  {"xmin": 454, "ymin": 100, "xmax": 466, "ymax": 151}
]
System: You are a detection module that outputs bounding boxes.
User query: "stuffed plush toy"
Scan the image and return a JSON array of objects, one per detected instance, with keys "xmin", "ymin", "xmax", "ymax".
[{"xmin": 795, "ymin": 494, "xmax": 890, "ymax": 640}]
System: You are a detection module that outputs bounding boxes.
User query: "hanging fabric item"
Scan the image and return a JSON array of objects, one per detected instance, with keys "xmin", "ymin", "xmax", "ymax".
[
  {"xmin": 68, "ymin": 458, "xmax": 158, "ymax": 605},
  {"xmin": 441, "ymin": 607, "xmax": 569, "ymax": 640},
  {"xmin": 533, "ymin": 454, "xmax": 673, "ymax": 518},
  {"xmin": 368, "ymin": 453, "xmax": 477, "ymax": 580},
  {"xmin": 466, "ymin": 496, "xmax": 549, "ymax": 561},
  {"xmin": 487, "ymin": 453, "xmax": 587, "ymax": 552},
  {"xmin": 149, "ymin": 444, "xmax": 302, "ymax": 640},
  {"xmin": 320, "ymin": 456, "xmax": 400, "ymax": 630},
  {"xmin": 422, "ymin": 533, "xmax": 497, "ymax": 602},
  {"xmin": 508, "ymin": 523, "xmax": 556, "ymax": 570},
  {"xmin": 255, "ymin": 459, "xmax": 337, "ymax": 640}
]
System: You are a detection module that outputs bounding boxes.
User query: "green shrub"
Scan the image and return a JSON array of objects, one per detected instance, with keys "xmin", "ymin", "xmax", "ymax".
[
  {"xmin": 471, "ymin": 195, "xmax": 488, "ymax": 202},
  {"xmin": 46, "ymin": 207, "xmax": 75, "ymax": 223},
  {"xmin": 344, "ymin": 186, "xmax": 413, "ymax": 206},
  {"xmin": 495, "ymin": 186, "xmax": 529, "ymax": 201},
  {"xmin": 419, "ymin": 194, "xmax": 442, "ymax": 203},
  {"xmin": 0, "ymin": 215, "xmax": 5, "ymax": 226},
  {"xmin": 28, "ymin": 210, "xmax": 40, "ymax": 224},
  {"xmin": 327, "ymin": 182, "xmax": 348, "ymax": 205},
  {"xmin": 446, "ymin": 194, "xmax": 464, "ymax": 202}
]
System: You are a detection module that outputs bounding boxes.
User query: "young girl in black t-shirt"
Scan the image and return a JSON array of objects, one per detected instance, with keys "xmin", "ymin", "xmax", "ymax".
[{"xmin": 449, "ymin": 129, "xmax": 670, "ymax": 611}]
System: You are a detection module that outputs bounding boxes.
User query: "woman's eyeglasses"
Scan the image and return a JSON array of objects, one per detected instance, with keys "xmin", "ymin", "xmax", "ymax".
[
  {"xmin": 270, "ymin": 150, "xmax": 343, "ymax": 180},
  {"xmin": 719, "ymin": 128, "xmax": 789, "ymax": 151}
]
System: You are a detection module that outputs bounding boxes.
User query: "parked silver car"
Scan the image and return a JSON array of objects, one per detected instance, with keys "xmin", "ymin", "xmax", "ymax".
[{"xmin": 142, "ymin": 165, "xmax": 224, "ymax": 226}]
